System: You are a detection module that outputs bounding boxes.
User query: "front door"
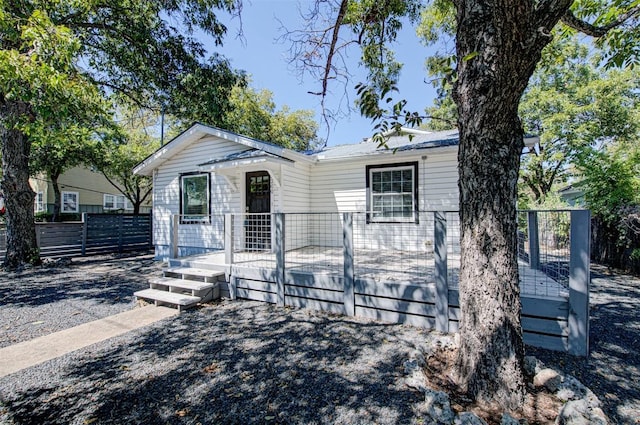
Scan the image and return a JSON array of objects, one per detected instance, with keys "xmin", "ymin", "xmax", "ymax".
[{"xmin": 245, "ymin": 171, "xmax": 271, "ymax": 250}]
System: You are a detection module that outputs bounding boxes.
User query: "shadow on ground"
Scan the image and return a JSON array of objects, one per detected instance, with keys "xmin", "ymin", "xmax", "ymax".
[
  {"xmin": 0, "ymin": 253, "xmax": 157, "ymax": 308},
  {"xmin": 1, "ymin": 302, "xmax": 429, "ymax": 424}
]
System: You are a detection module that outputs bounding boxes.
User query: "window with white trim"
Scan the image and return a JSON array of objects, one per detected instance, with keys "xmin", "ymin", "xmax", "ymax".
[
  {"xmin": 34, "ymin": 192, "xmax": 45, "ymax": 213},
  {"xmin": 180, "ymin": 173, "xmax": 210, "ymax": 223},
  {"xmin": 103, "ymin": 194, "xmax": 133, "ymax": 211},
  {"xmin": 366, "ymin": 162, "xmax": 418, "ymax": 223},
  {"xmin": 61, "ymin": 191, "xmax": 79, "ymax": 213}
]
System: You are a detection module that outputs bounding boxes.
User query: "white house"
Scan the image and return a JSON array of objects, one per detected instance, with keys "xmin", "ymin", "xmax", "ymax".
[
  {"xmin": 132, "ymin": 124, "xmax": 594, "ymax": 357},
  {"xmin": 133, "ymin": 123, "xmax": 537, "ymax": 259}
]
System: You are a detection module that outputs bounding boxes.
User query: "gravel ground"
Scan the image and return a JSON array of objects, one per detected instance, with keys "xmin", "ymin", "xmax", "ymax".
[
  {"xmin": 0, "ymin": 252, "xmax": 161, "ymax": 349},
  {"xmin": 528, "ymin": 264, "xmax": 640, "ymax": 424},
  {"xmin": 1, "ymin": 301, "xmax": 432, "ymax": 424},
  {"xmin": 0, "ymin": 258, "xmax": 638, "ymax": 424}
]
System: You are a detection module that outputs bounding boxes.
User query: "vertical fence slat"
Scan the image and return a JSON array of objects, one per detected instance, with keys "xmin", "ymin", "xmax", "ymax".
[
  {"xmin": 118, "ymin": 214, "xmax": 124, "ymax": 253},
  {"xmin": 434, "ymin": 211, "xmax": 449, "ymax": 332},
  {"xmin": 275, "ymin": 213, "xmax": 285, "ymax": 307},
  {"xmin": 149, "ymin": 213, "xmax": 153, "ymax": 248},
  {"xmin": 343, "ymin": 212, "xmax": 355, "ymax": 316},
  {"xmin": 528, "ymin": 211, "xmax": 540, "ymax": 270},
  {"xmin": 35, "ymin": 223, "xmax": 42, "ymax": 249},
  {"xmin": 81, "ymin": 213, "xmax": 88, "ymax": 256},
  {"xmin": 569, "ymin": 209, "xmax": 590, "ymax": 356}
]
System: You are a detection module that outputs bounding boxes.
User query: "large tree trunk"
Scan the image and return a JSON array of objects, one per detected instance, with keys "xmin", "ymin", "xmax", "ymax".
[
  {"xmin": 0, "ymin": 99, "xmax": 39, "ymax": 269},
  {"xmin": 451, "ymin": 0, "xmax": 565, "ymax": 410}
]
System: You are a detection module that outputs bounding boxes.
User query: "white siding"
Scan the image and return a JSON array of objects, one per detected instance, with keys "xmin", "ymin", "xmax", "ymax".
[
  {"xmin": 281, "ymin": 163, "xmax": 311, "ymax": 212},
  {"xmin": 151, "ymin": 134, "xmax": 460, "ymax": 257},
  {"xmin": 307, "ymin": 150, "xmax": 460, "ymax": 251},
  {"xmin": 310, "ymin": 150, "xmax": 459, "ymax": 213},
  {"xmin": 281, "ymin": 163, "xmax": 312, "ymax": 250},
  {"xmin": 153, "ymin": 136, "xmax": 245, "ymax": 256}
]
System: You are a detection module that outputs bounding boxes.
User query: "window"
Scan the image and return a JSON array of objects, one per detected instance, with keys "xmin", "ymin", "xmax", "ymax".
[
  {"xmin": 366, "ymin": 162, "xmax": 418, "ymax": 223},
  {"xmin": 103, "ymin": 194, "xmax": 133, "ymax": 211},
  {"xmin": 180, "ymin": 173, "xmax": 210, "ymax": 223},
  {"xmin": 34, "ymin": 192, "xmax": 45, "ymax": 213},
  {"xmin": 61, "ymin": 191, "xmax": 79, "ymax": 213}
]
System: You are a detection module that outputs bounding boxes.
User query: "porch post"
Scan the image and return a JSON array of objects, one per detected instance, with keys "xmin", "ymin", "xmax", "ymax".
[
  {"xmin": 224, "ymin": 214, "xmax": 237, "ymax": 300},
  {"xmin": 569, "ymin": 210, "xmax": 590, "ymax": 356},
  {"xmin": 275, "ymin": 213, "xmax": 285, "ymax": 307},
  {"xmin": 527, "ymin": 211, "xmax": 540, "ymax": 270},
  {"xmin": 434, "ymin": 211, "xmax": 449, "ymax": 333},
  {"xmin": 170, "ymin": 214, "xmax": 179, "ymax": 259},
  {"xmin": 224, "ymin": 214, "xmax": 234, "ymax": 265},
  {"xmin": 343, "ymin": 212, "xmax": 355, "ymax": 316}
]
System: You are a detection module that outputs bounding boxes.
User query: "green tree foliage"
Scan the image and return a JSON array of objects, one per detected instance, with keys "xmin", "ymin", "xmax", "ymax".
[
  {"xmin": 96, "ymin": 108, "xmax": 166, "ymax": 215},
  {"xmin": 221, "ymin": 85, "xmax": 319, "ymax": 151},
  {"xmin": 0, "ymin": 0, "xmax": 243, "ymax": 268},
  {"xmin": 29, "ymin": 125, "xmax": 108, "ymax": 222},
  {"xmin": 519, "ymin": 37, "xmax": 640, "ymax": 205},
  {"xmin": 0, "ymin": 6, "xmax": 108, "ymax": 265},
  {"xmin": 577, "ymin": 139, "xmax": 640, "ymax": 271}
]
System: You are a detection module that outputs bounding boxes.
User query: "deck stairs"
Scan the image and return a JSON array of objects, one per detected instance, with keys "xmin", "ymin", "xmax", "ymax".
[{"xmin": 135, "ymin": 262, "xmax": 228, "ymax": 312}]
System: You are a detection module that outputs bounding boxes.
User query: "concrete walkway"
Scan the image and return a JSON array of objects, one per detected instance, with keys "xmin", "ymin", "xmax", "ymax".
[{"xmin": 0, "ymin": 305, "xmax": 177, "ymax": 378}]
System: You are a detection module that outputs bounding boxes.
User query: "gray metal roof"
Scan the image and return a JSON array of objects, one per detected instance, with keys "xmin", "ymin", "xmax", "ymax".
[{"xmin": 314, "ymin": 129, "xmax": 460, "ymax": 160}]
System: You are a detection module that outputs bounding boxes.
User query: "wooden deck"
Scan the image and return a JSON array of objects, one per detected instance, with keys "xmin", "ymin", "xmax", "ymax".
[{"xmin": 184, "ymin": 245, "xmax": 569, "ymax": 298}]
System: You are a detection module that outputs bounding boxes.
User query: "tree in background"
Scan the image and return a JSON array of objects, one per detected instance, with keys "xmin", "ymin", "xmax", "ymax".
[
  {"xmin": 30, "ymin": 125, "xmax": 106, "ymax": 222},
  {"xmin": 95, "ymin": 107, "xmax": 171, "ymax": 215},
  {"xmin": 519, "ymin": 37, "xmax": 640, "ymax": 206},
  {"xmin": 286, "ymin": 0, "xmax": 640, "ymax": 410},
  {"xmin": 578, "ymin": 138, "xmax": 640, "ymax": 272},
  {"xmin": 221, "ymin": 84, "xmax": 319, "ymax": 151},
  {"xmin": 0, "ymin": 0, "xmax": 243, "ymax": 269}
]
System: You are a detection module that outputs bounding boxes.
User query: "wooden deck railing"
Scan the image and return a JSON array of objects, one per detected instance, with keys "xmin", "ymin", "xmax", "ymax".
[{"xmin": 168, "ymin": 210, "xmax": 590, "ymax": 356}]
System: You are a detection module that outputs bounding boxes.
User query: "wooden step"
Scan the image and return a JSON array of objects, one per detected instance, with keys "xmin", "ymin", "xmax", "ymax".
[
  {"xmin": 164, "ymin": 267, "xmax": 225, "ymax": 280},
  {"xmin": 150, "ymin": 277, "xmax": 214, "ymax": 292},
  {"xmin": 134, "ymin": 289, "xmax": 201, "ymax": 312}
]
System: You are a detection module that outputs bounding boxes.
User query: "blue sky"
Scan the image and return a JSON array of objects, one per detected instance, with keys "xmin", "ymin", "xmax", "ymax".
[{"xmin": 209, "ymin": 1, "xmax": 441, "ymax": 146}]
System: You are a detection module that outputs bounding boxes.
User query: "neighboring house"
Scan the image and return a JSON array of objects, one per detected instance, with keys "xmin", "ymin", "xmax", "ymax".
[
  {"xmin": 558, "ymin": 184, "xmax": 585, "ymax": 207},
  {"xmin": 134, "ymin": 123, "xmax": 538, "ymax": 259},
  {"xmin": 30, "ymin": 166, "xmax": 151, "ymax": 216}
]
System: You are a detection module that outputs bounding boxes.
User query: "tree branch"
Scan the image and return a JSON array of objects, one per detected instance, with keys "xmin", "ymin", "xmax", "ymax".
[
  {"xmin": 320, "ymin": 0, "xmax": 349, "ymax": 99},
  {"xmin": 561, "ymin": 6, "xmax": 640, "ymax": 38}
]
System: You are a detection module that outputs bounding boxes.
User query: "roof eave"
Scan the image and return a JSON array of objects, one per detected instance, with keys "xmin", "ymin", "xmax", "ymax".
[
  {"xmin": 199, "ymin": 156, "xmax": 294, "ymax": 172},
  {"xmin": 133, "ymin": 123, "xmax": 315, "ymax": 176}
]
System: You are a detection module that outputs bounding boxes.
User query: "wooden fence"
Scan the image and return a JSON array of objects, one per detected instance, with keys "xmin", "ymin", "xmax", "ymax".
[{"xmin": 0, "ymin": 213, "xmax": 152, "ymax": 259}]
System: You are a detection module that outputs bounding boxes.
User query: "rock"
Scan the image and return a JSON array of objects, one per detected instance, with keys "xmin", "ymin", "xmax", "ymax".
[
  {"xmin": 408, "ymin": 349, "xmax": 427, "ymax": 368},
  {"xmin": 42, "ymin": 257, "xmax": 72, "ymax": 268},
  {"xmin": 404, "ymin": 359, "xmax": 427, "ymax": 392},
  {"xmin": 500, "ymin": 413, "xmax": 525, "ymax": 425},
  {"xmin": 455, "ymin": 411, "xmax": 488, "ymax": 424},
  {"xmin": 523, "ymin": 356, "xmax": 543, "ymax": 376},
  {"xmin": 556, "ymin": 376, "xmax": 587, "ymax": 401},
  {"xmin": 556, "ymin": 399, "xmax": 607, "ymax": 425},
  {"xmin": 533, "ymin": 368, "xmax": 562, "ymax": 392},
  {"xmin": 419, "ymin": 388, "xmax": 455, "ymax": 425}
]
